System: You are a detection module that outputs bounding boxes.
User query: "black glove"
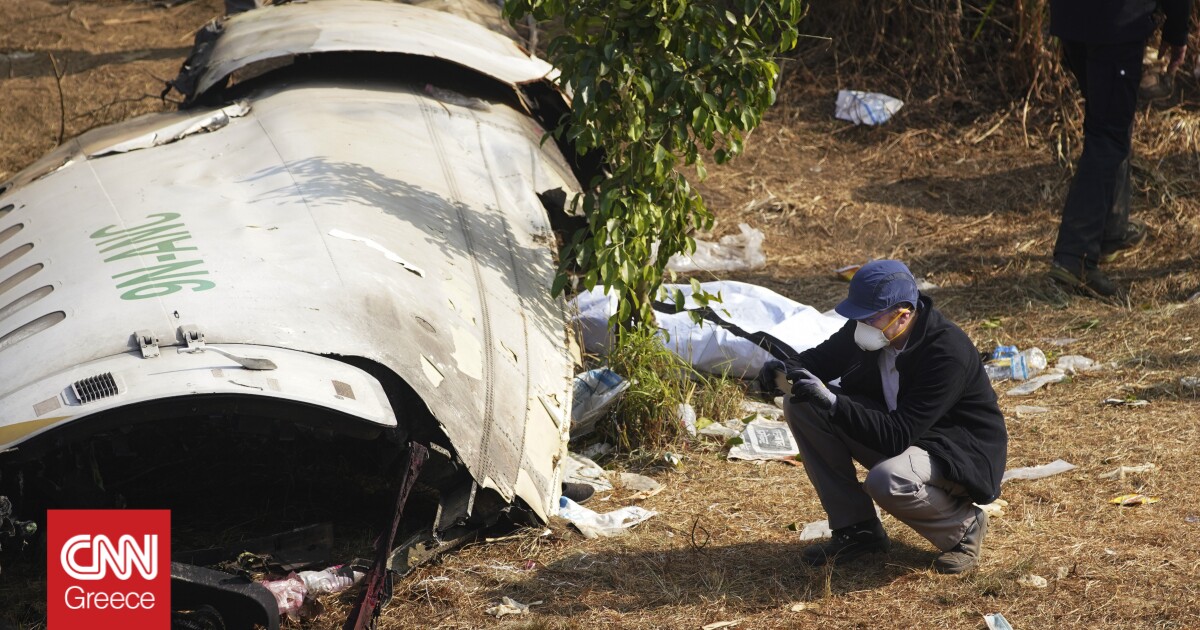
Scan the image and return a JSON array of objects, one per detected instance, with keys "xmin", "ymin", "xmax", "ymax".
[
  {"xmin": 756, "ymin": 359, "xmax": 786, "ymax": 395},
  {"xmin": 788, "ymin": 368, "xmax": 836, "ymax": 412}
]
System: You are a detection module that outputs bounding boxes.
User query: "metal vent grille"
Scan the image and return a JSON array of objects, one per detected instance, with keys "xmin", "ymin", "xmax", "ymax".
[{"xmin": 72, "ymin": 372, "xmax": 119, "ymax": 404}]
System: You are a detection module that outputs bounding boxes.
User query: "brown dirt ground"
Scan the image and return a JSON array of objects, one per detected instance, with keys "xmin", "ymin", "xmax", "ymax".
[{"xmin": 4, "ymin": 1, "xmax": 1200, "ymax": 628}]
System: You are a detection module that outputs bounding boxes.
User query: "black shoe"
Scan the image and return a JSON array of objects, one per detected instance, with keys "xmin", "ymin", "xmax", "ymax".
[
  {"xmin": 1048, "ymin": 261, "xmax": 1120, "ymax": 299},
  {"xmin": 800, "ymin": 519, "xmax": 889, "ymax": 567},
  {"xmin": 1101, "ymin": 220, "xmax": 1147, "ymax": 263},
  {"xmin": 561, "ymin": 482, "xmax": 595, "ymax": 504},
  {"xmin": 934, "ymin": 508, "xmax": 988, "ymax": 574}
]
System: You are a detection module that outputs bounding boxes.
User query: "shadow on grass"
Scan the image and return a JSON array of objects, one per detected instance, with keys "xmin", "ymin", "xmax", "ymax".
[{"xmin": 489, "ymin": 539, "xmax": 937, "ymax": 617}]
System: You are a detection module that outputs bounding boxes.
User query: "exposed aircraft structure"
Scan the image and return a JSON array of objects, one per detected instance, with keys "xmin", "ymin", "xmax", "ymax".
[{"xmin": 0, "ymin": 0, "xmax": 586, "ymax": 624}]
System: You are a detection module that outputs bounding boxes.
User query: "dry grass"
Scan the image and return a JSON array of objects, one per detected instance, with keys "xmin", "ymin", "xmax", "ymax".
[{"xmin": 3, "ymin": 0, "xmax": 1200, "ymax": 628}]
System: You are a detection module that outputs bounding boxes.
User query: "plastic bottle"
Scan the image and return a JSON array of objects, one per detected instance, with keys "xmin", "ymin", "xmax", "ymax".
[
  {"xmin": 297, "ymin": 565, "xmax": 364, "ymax": 596},
  {"xmin": 984, "ymin": 348, "xmax": 1046, "ymax": 381}
]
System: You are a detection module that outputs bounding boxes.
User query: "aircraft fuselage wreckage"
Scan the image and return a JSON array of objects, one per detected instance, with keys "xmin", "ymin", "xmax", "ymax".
[{"xmin": 0, "ymin": 1, "xmax": 589, "ymax": 625}]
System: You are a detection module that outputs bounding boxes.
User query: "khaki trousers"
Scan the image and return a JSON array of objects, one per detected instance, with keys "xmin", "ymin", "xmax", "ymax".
[{"xmin": 784, "ymin": 397, "xmax": 978, "ymax": 551}]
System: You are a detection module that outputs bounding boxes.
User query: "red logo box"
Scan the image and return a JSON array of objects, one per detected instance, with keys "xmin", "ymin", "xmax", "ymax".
[{"xmin": 47, "ymin": 510, "xmax": 170, "ymax": 630}]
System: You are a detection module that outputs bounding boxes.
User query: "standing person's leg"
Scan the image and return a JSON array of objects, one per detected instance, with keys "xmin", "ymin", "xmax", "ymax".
[
  {"xmin": 1052, "ymin": 40, "xmax": 1144, "ymax": 295},
  {"xmin": 863, "ymin": 446, "xmax": 987, "ymax": 573}
]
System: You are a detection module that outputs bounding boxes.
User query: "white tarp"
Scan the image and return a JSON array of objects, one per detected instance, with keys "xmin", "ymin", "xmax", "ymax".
[{"xmin": 571, "ymin": 281, "xmax": 846, "ymax": 378}]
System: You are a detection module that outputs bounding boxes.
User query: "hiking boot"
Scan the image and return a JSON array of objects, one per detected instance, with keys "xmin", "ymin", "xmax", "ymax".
[
  {"xmin": 561, "ymin": 482, "xmax": 596, "ymax": 504},
  {"xmin": 934, "ymin": 508, "xmax": 988, "ymax": 574},
  {"xmin": 1101, "ymin": 219, "xmax": 1147, "ymax": 263},
  {"xmin": 1048, "ymin": 261, "xmax": 1120, "ymax": 299},
  {"xmin": 800, "ymin": 518, "xmax": 889, "ymax": 567}
]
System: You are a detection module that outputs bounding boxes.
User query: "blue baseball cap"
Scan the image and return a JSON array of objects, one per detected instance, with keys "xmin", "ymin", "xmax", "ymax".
[{"xmin": 835, "ymin": 259, "xmax": 920, "ymax": 320}]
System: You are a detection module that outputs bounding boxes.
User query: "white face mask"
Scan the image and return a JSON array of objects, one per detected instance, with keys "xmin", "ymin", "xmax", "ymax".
[
  {"xmin": 854, "ymin": 321, "xmax": 892, "ymax": 351},
  {"xmin": 853, "ymin": 309, "xmax": 910, "ymax": 351}
]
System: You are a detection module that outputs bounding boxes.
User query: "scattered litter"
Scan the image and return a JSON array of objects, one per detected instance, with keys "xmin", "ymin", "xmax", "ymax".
[
  {"xmin": 425, "ymin": 84, "xmax": 492, "ymax": 111},
  {"xmin": 835, "ymin": 264, "xmax": 862, "ymax": 281},
  {"xmin": 328, "ymin": 229, "xmax": 425, "ymax": 277},
  {"xmin": 261, "ymin": 574, "xmax": 306, "ymax": 619},
  {"xmin": 562, "ymin": 452, "xmax": 614, "ymax": 492},
  {"xmin": 616, "ymin": 472, "xmax": 662, "ymax": 500},
  {"xmin": 571, "ymin": 368, "xmax": 629, "ymax": 439},
  {"xmin": 1103, "ymin": 398, "xmax": 1149, "ymax": 407},
  {"xmin": 485, "ymin": 596, "xmax": 535, "ymax": 618},
  {"xmin": 1018, "ymin": 574, "xmax": 1048, "ymax": 589},
  {"xmin": 1055, "ymin": 355, "xmax": 1103, "ymax": 374},
  {"xmin": 1186, "ymin": 515, "xmax": 1199, "ymax": 524},
  {"xmin": 662, "ymin": 452, "xmax": 682, "ymax": 467},
  {"xmin": 1042, "ymin": 337, "xmax": 1078, "ymax": 347},
  {"xmin": 976, "ymin": 498, "xmax": 1008, "ymax": 518},
  {"xmin": 727, "ymin": 419, "xmax": 800, "ymax": 461},
  {"xmin": 1002, "ymin": 459, "xmax": 1075, "ymax": 483},
  {"xmin": 298, "ymin": 565, "xmax": 364, "ymax": 596},
  {"xmin": 798, "ymin": 520, "xmax": 831, "ymax": 541},
  {"xmin": 702, "ymin": 620, "xmax": 741, "ymax": 630},
  {"xmin": 1188, "ymin": 290, "xmax": 1200, "ymax": 303},
  {"xmin": 986, "ymin": 346, "xmax": 1046, "ymax": 381},
  {"xmin": 789, "ymin": 602, "xmax": 819, "ymax": 612},
  {"xmin": 1099, "ymin": 463, "xmax": 1156, "ymax": 480},
  {"xmin": 1056, "ymin": 566, "xmax": 1071, "ymax": 579},
  {"xmin": 1014, "ymin": 405, "xmax": 1049, "ymax": 417},
  {"xmin": 699, "ymin": 418, "xmax": 746, "ymax": 441},
  {"xmin": 1005, "ymin": 371, "xmax": 1066, "ymax": 396},
  {"xmin": 677, "ymin": 403, "xmax": 698, "ymax": 436},
  {"xmin": 559, "ymin": 496, "xmax": 656, "ymax": 538},
  {"xmin": 835, "ymin": 90, "xmax": 904, "ymax": 125},
  {"xmin": 983, "ymin": 613, "xmax": 1015, "ymax": 630},
  {"xmin": 1180, "ymin": 376, "xmax": 1200, "ymax": 389},
  {"xmin": 581, "ymin": 442, "xmax": 614, "ymax": 460},
  {"xmin": 740, "ymin": 399, "xmax": 784, "ymax": 421},
  {"xmin": 916, "ymin": 278, "xmax": 939, "ymax": 292},
  {"xmin": 666, "ymin": 223, "xmax": 765, "ymax": 273},
  {"xmin": 1109, "ymin": 494, "xmax": 1160, "ymax": 506}
]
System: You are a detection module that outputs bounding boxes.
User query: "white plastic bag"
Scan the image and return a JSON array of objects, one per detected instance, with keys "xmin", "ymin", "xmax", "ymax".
[
  {"xmin": 666, "ymin": 223, "xmax": 766, "ymax": 273},
  {"xmin": 835, "ymin": 90, "xmax": 904, "ymax": 125},
  {"xmin": 558, "ymin": 496, "xmax": 656, "ymax": 538},
  {"xmin": 571, "ymin": 368, "xmax": 629, "ymax": 438}
]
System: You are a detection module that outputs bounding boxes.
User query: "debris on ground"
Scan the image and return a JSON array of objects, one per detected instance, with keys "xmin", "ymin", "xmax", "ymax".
[
  {"xmin": 262, "ymin": 574, "xmax": 307, "ymax": 620},
  {"xmin": 984, "ymin": 612, "xmax": 1015, "ymax": 630},
  {"xmin": 701, "ymin": 620, "xmax": 742, "ymax": 630},
  {"xmin": 698, "ymin": 418, "xmax": 747, "ymax": 441},
  {"xmin": 835, "ymin": 263, "xmax": 862, "ymax": 281},
  {"xmin": 563, "ymin": 452, "xmax": 615, "ymax": 493},
  {"xmin": 985, "ymin": 346, "xmax": 1047, "ymax": 381},
  {"xmin": 1109, "ymin": 494, "xmax": 1160, "ymax": 506},
  {"xmin": 1014, "ymin": 405, "xmax": 1049, "ymax": 417},
  {"xmin": 1180, "ymin": 376, "xmax": 1200, "ymax": 389},
  {"xmin": 616, "ymin": 472, "xmax": 662, "ymax": 500},
  {"xmin": 677, "ymin": 403, "xmax": 698, "ymax": 436},
  {"xmin": 1018, "ymin": 574, "xmax": 1049, "ymax": 588},
  {"xmin": 558, "ymin": 496, "xmax": 657, "ymax": 538},
  {"xmin": 789, "ymin": 602, "xmax": 820, "ymax": 612},
  {"xmin": 1099, "ymin": 463, "xmax": 1156, "ymax": 480},
  {"xmin": 665, "ymin": 223, "xmax": 765, "ymax": 273},
  {"xmin": 1055, "ymin": 355, "xmax": 1107, "ymax": 374},
  {"xmin": 298, "ymin": 564, "xmax": 364, "ymax": 596},
  {"xmin": 1002, "ymin": 459, "xmax": 1076, "ymax": 483},
  {"xmin": 1103, "ymin": 398, "xmax": 1149, "ymax": 407},
  {"xmin": 485, "ymin": 596, "xmax": 537, "ymax": 618},
  {"xmin": 572, "ymin": 367, "xmax": 629, "ymax": 439},
  {"xmin": 835, "ymin": 90, "xmax": 903, "ymax": 125},
  {"xmin": 1006, "ymin": 371, "xmax": 1067, "ymax": 396},
  {"xmin": 727, "ymin": 419, "xmax": 800, "ymax": 461}
]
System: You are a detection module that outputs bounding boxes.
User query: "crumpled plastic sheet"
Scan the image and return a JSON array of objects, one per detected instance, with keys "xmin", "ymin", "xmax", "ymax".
[
  {"xmin": 835, "ymin": 90, "xmax": 904, "ymax": 125},
  {"xmin": 1002, "ymin": 459, "xmax": 1075, "ymax": 483},
  {"xmin": 562, "ymin": 452, "xmax": 614, "ymax": 492},
  {"xmin": 558, "ymin": 496, "xmax": 656, "ymax": 539},
  {"xmin": 571, "ymin": 367, "xmax": 629, "ymax": 439},
  {"xmin": 665, "ymin": 223, "xmax": 766, "ymax": 273}
]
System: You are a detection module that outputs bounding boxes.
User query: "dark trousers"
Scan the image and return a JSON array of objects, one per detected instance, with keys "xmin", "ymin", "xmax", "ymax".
[{"xmin": 1053, "ymin": 39, "xmax": 1143, "ymax": 270}]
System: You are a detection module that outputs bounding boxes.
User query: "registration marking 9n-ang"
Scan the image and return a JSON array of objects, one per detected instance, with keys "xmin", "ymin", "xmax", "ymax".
[{"xmin": 89, "ymin": 213, "xmax": 214, "ymax": 300}]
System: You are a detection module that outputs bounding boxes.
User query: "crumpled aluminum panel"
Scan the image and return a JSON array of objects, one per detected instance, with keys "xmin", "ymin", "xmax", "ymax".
[
  {"xmin": 192, "ymin": 0, "xmax": 554, "ymax": 98},
  {"xmin": 0, "ymin": 73, "xmax": 577, "ymax": 520}
]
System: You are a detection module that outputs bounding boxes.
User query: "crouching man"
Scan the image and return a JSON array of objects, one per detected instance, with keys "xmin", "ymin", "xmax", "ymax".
[{"xmin": 761, "ymin": 260, "xmax": 1007, "ymax": 573}]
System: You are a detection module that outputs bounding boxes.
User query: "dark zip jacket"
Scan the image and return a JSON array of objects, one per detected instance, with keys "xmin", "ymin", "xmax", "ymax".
[
  {"xmin": 792, "ymin": 295, "xmax": 1007, "ymax": 504},
  {"xmin": 1050, "ymin": 0, "xmax": 1190, "ymax": 46}
]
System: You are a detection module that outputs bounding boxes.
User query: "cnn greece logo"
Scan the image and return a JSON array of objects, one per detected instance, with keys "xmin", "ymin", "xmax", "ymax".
[
  {"xmin": 61, "ymin": 534, "xmax": 158, "ymax": 580},
  {"xmin": 48, "ymin": 509, "xmax": 170, "ymax": 629}
]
